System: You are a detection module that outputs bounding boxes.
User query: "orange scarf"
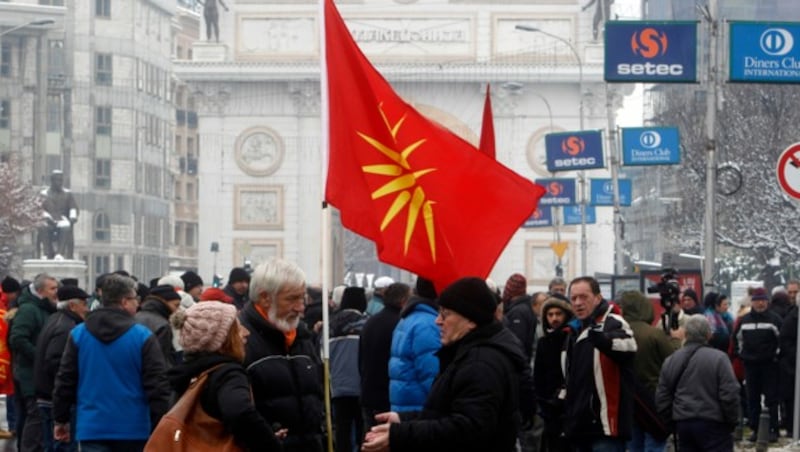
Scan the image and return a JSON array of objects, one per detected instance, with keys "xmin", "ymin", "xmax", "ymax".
[{"xmin": 254, "ymin": 303, "xmax": 297, "ymax": 350}]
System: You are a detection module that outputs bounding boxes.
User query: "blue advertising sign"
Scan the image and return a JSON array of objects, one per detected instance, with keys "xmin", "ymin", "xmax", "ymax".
[
  {"xmin": 590, "ymin": 179, "xmax": 632, "ymax": 206},
  {"xmin": 535, "ymin": 178, "xmax": 577, "ymax": 206},
  {"xmin": 545, "ymin": 131, "xmax": 605, "ymax": 172},
  {"xmin": 605, "ymin": 21, "xmax": 698, "ymax": 83},
  {"xmin": 523, "ymin": 206, "xmax": 552, "ymax": 228},
  {"xmin": 621, "ymin": 127, "xmax": 681, "ymax": 165},
  {"xmin": 563, "ymin": 205, "xmax": 597, "ymax": 225},
  {"xmin": 730, "ymin": 22, "xmax": 800, "ymax": 83}
]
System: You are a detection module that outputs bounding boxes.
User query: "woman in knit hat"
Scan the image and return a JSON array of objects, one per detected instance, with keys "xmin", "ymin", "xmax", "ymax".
[{"xmin": 166, "ymin": 301, "xmax": 285, "ymax": 451}]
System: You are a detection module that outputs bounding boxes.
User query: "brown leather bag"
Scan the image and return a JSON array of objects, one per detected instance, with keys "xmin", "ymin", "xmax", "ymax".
[{"xmin": 145, "ymin": 364, "xmax": 242, "ymax": 452}]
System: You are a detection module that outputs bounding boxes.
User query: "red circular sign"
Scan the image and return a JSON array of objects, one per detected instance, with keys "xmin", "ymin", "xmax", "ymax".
[{"xmin": 777, "ymin": 142, "xmax": 800, "ymax": 200}]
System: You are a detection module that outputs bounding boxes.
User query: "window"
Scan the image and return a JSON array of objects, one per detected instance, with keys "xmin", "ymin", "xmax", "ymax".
[
  {"xmin": 95, "ymin": 106, "xmax": 111, "ymax": 135},
  {"xmin": 48, "ymin": 40, "xmax": 65, "ymax": 78},
  {"xmin": 95, "ymin": 158, "xmax": 111, "ymax": 189},
  {"xmin": 47, "ymin": 95, "xmax": 61, "ymax": 132},
  {"xmin": 40, "ymin": 0, "xmax": 65, "ymax": 5},
  {"xmin": 185, "ymin": 223, "xmax": 195, "ymax": 247},
  {"xmin": 94, "ymin": 255, "xmax": 110, "ymax": 276},
  {"xmin": 95, "ymin": 0, "xmax": 110, "ymax": 18},
  {"xmin": 186, "ymin": 182, "xmax": 194, "ymax": 201},
  {"xmin": 1, "ymin": 43, "xmax": 11, "ymax": 77},
  {"xmin": 95, "ymin": 53, "xmax": 112, "ymax": 85},
  {"xmin": 94, "ymin": 212, "xmax": 111, "ymax": 241},
  {"xmin": 0, "ymin": 100, "xmax": 9, "ymax": 129}
]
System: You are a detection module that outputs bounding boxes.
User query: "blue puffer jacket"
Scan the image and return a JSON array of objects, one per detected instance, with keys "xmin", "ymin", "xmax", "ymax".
[{"xmin": 389, "ymin": 297, "xmax": 440, "ymax": 412}]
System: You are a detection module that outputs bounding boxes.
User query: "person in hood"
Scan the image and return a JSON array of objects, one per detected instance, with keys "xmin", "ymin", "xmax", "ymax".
[
  {"xmin": 9, "ymin": 273, "xmax": 59, "ymax": 452},
  {"xmin": 534, "ymin": 297, "xmax": 574, "ymax": 452},
  {"xmin": 619, "ymin": 290, "xmax": 680, "ymax": 452},
  {"xmin": 165, "ymin": 301, "xmax": 284, "ymax": 451},
  {"xmin": 135, "ymin": 284, "xmax": 182, "ymax": 368},
  {"xmin": 564, "ymin": 276, "xmax": 637, "ymax": 451},
  {"xmin": 389, "ymin": 277, "xmax": 440, "ymax": 413},
  {"xmin": 52, "ymin": 274, "xmax": 170, "ymax": 451},
  {"xmin": 362, "ymin": 277, "xmax": 529, "ymax": 452}
]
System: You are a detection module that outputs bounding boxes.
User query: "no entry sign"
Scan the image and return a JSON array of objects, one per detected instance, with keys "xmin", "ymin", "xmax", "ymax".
[{"xmin": 777, "ymin": 142, "xmax": 800, "ymax": 199}]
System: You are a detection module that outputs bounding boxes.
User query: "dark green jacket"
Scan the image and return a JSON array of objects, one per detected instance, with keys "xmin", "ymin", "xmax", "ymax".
[
  {"xmin": 9, "ymin": 286, "xmax": 56, "ymax": 397},
  {"xmin": 620, "ymin": 294, "xmax": 680, "ymax": 394}
]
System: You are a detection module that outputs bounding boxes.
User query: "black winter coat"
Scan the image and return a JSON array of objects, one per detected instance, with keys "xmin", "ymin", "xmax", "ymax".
[
  {"xmin": 240, "ymin": 302, "xmax": 324, "ymax": 442},
  {"xmin": 504, "ymin": 296, "xmax": 538, "ymax": 361},
  {"xmin": 167, "ymin": 353, "xmax": 282, "ymax": 452},
  {"xmin": 779, "ymin": 305, "xmax": 798, "ymax": 395},
  {"xmin": 359, "ymin": 303, "xmax": 401, "ymax": 411},
  {"xmin": 135, "ymin": 297, "xmax": 177, "ymax": 368},
  {"xmin": 733, "ymin": 308, "xmax": 782, "ymax": 363},
  {"xmin": 388, "ymin": 322, "xmax": 526, "ymax": 452},
  {"xmin": 34, "ymin": 309, "xmax": 83, "ymax": 400}
]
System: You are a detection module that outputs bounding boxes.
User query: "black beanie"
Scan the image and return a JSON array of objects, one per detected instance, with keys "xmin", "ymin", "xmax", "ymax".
[
  {"xmin": 228, "ymin": 267, "xmax": 251, "ymax": 285},
  {"xmin": 150, "ymin": 284, "xmax": 181, "ymax": 302},
  {"xmin": 181, "ymin": 271, "xmax": 204, "ymax": 291},
  {"xmin": 438, "ymin": 277, "xmax": 497, "ymax": 327},
  {"xmin": 1, "ymin": 277, "xmax": 21, "ymax": 294},
  {"xmin": 415, "ymin": 276, "xmax": 437, "ymax": 300},
  {"xmin": 340, "ymin": 287, "xmax": 367, "ymax": 312}
]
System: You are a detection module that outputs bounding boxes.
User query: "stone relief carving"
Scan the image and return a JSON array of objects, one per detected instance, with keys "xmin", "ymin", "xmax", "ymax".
[
  {"xmin": 234, "ymin": 185, "xmax": 283, "ymax": 230},
  {"xmin": 234, "ymin": 126, "xmax": 284, "ymax": 176}
]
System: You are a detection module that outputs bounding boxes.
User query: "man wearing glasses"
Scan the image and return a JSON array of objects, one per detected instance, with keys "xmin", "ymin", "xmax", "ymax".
[{"xmin": 52, "ymin": 274, "xmax": 170, "ymax": 452}]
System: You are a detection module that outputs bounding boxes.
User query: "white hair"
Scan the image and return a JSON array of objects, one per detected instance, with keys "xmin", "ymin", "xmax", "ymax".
[{"xmin": 249, "ymin": 259, "xmax": 306, "ymax": 302}]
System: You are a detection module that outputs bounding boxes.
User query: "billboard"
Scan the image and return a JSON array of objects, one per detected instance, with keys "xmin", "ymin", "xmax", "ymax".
[
  {"xmin": 563, "ymin": 205, "xmax": 596, "ymax": 225},
  {"xmin": 535, "ymin": 178, "xmax": 577, "ymax": 206},
  {"xmin": 590, "ymin": 178, "xmax": 632, "ymax": 206},
  {"xmin": 730, "ymin": 22, "xmax": 800, "ymax": 83},
  {"xmin": 523, "ymin": 206, "xmax": 553, "ymax": 228},
  {"xmin": 545, "ymin": 131, "xmax": 605, "ymax": 172},
  {"xmin": 621, "ymin": 127, "xmax": 681, "ymax": 165},
  {"xmin": 605, "ymin": 21, "xmax": 698, "ymax": 83}
]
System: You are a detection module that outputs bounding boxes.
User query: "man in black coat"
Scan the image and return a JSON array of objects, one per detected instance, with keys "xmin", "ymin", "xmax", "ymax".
[
  {"xmin": 360, "ymin": 282, "xmax": 411, "ymax": 430},
  {"xmin": 34, "ymin": 286, "xmax": 89, "ymax": 452},
  {"xmin": 362, "ymin": 277, "xmax": 528, "ymax": 452},
  {"xmin": 240, "ymin": 259, "xmax": 324, "ymax": 452},
  {"xmin": 134, "ymin": 285, "xmax": 181, "ymax": 368}
]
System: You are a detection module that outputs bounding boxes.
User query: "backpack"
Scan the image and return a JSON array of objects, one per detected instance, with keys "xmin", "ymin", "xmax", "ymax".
[{"xmin": 145, "ymin": 364, "xmax": 242, "ymax": 452}]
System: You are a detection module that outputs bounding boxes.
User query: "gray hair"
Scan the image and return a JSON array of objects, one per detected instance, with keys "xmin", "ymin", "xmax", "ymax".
[
  {"xmin": 57, "ymin": 298, "xmax": 86, "ymax": 310},
  {"xmin": 549, "ymin": 277, "xmax": 566, "ymax": 289},
  {"xmin": 684, "ymin": 314, "xmax": 711, "ymax": 343},
  {"xmin": 101, "ymin": 274, "xmax": 136, "ymax": 307},
  {"xmin": 33, "ymin": 273, "xmax": 58, "ymax": 292},
  {"xmin": 249, "ymin": 259, "xmax": 306, "ymax": 302}
]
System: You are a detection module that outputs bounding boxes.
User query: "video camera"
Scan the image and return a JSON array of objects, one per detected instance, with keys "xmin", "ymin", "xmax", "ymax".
[{"xmin": 647, "ymin": 268, "xmax": 681, "ymax": 331}]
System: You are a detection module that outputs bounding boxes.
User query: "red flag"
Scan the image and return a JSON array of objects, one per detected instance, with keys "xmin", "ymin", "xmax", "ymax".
[
  {"xmin": 324, "ymin": 0, "xmax": 545, "ymax": 292},
  {"xmin": 479, "ymin": 84, "xmax": 496, "ymax": 159}
]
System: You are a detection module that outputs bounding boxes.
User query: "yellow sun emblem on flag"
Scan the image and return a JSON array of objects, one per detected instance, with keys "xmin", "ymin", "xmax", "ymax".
[{"xmin": 357, "ymin": 104, "xmax": 437, "ymax": 262}]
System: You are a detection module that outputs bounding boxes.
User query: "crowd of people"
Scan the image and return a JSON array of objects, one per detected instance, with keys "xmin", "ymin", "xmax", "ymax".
[{"xmin": 0, "ymin": 262, "xmax": 796, "ymax": 452}]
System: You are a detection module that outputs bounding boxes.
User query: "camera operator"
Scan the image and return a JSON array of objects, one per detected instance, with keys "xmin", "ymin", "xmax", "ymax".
[{"xmin": 649, "ymin": 270, "xmax": 687, "ymax": 337}]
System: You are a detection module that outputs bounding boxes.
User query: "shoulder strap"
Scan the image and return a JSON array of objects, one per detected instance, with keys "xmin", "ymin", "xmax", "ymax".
[
  {"xmin": 669, "ymin": 344, "xmax": 703, "ymax": 395},
  {"xmin": 167, "ymin": 363, "xmax": 228, "ymax": 421}
]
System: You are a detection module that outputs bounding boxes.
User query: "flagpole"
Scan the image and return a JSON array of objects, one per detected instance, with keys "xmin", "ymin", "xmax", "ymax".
[{"xmin": 319, "ymin": 1, "xmax": 334, "ymax": 451}]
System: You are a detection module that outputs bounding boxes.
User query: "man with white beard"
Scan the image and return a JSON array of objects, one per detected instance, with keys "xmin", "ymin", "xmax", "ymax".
[{"xmin": 240, "ymin": 259, "xmax": 325, "ymax": 452}]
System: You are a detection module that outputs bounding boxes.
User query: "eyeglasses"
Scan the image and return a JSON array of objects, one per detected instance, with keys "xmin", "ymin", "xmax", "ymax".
[{"xmin": 438, "ymin": 308, "xmax": 454, "ymax": 320}]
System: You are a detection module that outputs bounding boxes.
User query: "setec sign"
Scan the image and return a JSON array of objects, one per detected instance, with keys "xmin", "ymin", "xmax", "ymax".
[
  {"xmin": 535, "ymin": 178, "xmax": 577, "ymax": 206},
  {"xmin": 590, "ymin": 178, "xmax": 632, "ymax": 206},
  {"xmin": 605, "ymin": 21, "xmax": 698, "ymax": 83},
  {"xmin": 730, "ymin": 22, "xmax": 800, "ymax": 83},
  {"xmin": 563, "ymin": 205, "xmax": 596, "ymax": 225},
  {"xmin": 545, "ymin": 131, "xmax": 605, "ymax": 172},
  {"xmin": 621, "ymin": 127, "xmax": 681, "ymax": 165},
  {"xmin": 523, "ymin": 206, "xmax": 553, "ymax": 228}
]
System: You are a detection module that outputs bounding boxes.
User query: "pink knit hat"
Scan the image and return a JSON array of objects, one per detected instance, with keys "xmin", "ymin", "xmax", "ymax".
[{"xmin": 172, "ymin": 301, "xmax": 238, "ymax": 353}]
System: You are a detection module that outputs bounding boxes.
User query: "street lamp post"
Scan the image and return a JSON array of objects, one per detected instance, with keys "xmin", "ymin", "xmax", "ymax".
[{"xmin": 516, "ymin": 25, "xmax": 588, "ymax": 275}]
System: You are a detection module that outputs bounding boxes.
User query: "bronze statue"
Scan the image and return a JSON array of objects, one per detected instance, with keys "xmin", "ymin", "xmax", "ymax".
[
  {"xmin": 198, "ymin": 0, "xmax": 229, "ymax": 43},
  {"xmin": 38, "ymin": 170, "xmax": 79, "ymax": 260},
  {"xmin": 582, "ymin": 0, "xmax": 613, "ymax": 41}
]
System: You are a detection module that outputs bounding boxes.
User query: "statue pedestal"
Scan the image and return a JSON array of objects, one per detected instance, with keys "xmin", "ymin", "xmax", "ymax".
[
  {"xmin": 192, "ymin": 42, "xmax": 228, "ymax": 62},
  {"xmin": 22, "ymin": 259, "xmax": 89, "ymax": 290}
]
